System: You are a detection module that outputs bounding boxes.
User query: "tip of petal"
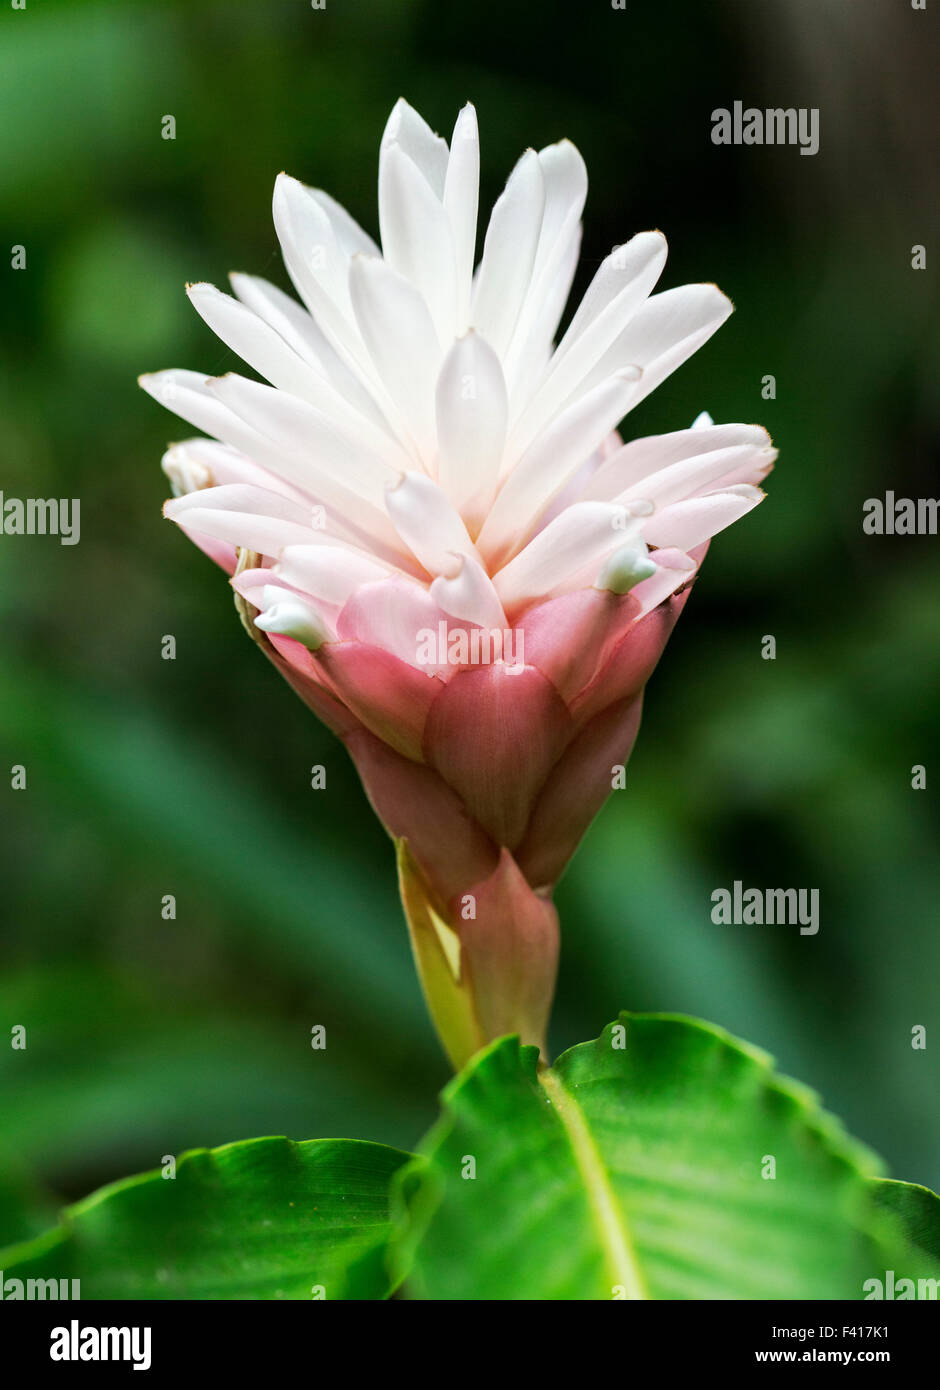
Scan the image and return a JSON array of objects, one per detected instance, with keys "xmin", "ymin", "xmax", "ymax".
[
  {"xmin": 273, "ymin": 171, "xmax": 305, "ymax": 203},
  {"xmin": 138, "ymin": 371, "xmax": 171, "ymax": 398},
  {"xmin": 703, "ymin": 282, "xmax": 734, "ymax": 312},
  {"xmin": 439, "ymin": 550, "xmax": 465, "ymax": 580},
  {"xmin": 348, "ymin": 251, "xmax": 384, "ymax": 277},
  {"xmin": 384, "ymin": 96, "xmax": 411, "ymax": 132}
]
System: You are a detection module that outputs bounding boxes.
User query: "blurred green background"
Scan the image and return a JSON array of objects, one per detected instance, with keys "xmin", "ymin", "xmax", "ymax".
[{"xmin": 1, "ymin": 0, "xmax": 937, "ymax": 1241}]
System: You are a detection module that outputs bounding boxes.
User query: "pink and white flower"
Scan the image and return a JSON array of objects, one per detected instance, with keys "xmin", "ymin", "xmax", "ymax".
[{"xmin": 142, "ymin": 99, "xmax": 774, "ymax": 1067}]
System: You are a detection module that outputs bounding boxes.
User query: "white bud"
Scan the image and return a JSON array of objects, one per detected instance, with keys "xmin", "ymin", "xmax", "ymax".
[
  {"xmin": 254, "ymin": 590, "xmax": 329, "ymax": 651},
  {"xmin": 595, "ymin": 543, "xmax": 657, "ymax": 595}
]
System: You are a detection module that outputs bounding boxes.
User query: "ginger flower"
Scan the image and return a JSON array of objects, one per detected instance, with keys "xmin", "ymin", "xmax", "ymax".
[{"xmin": 142, "ymin": 99, "xmax": 774, "ymax": 1067}]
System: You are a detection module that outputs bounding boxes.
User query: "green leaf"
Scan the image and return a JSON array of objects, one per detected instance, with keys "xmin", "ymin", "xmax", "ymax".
[
  {"xmin": 0, "ymin": 1136, "xmax": 411, "ymax": 1300},
  {"xmin": 869, "ymin": 1179, "xmax": 940, "ymax": 1266},
  {"xmin": 393, "ymin": 1013, "xmax": 902, "ymax": 1300}
]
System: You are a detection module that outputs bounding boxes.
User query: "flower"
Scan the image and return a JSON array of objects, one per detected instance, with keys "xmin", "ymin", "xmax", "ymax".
[{"xmin": 142, "ymin": 99, "xmax": 774, "ymax": 1068}]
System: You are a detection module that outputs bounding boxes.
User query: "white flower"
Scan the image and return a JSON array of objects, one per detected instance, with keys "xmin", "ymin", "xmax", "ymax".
[
  {"xmin": 140, "ymin": 100, "xmax": 779, "ymax": 1061},
  {"xmin": 142, "ymin": 98, "xmax": 774, "ymax": 649}
]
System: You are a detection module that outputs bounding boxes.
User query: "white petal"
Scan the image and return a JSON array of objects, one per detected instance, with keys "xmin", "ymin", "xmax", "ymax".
[
  {"xmin": 307, "ymin": 187, "xmax": 380, "ymax": 258},
  {"xmin": 555, "ymin": 233, "xmax": 667, "ymax": 357},
  {"xmin": 528, "ymin": 141, "xmax": 588, "ymax": 301},
  {"xmin": 530, "ymin": 426, "xmax": 616, "ymax": 529},
  {"xmin": 471, "ymin": 150, "xmax": 545, "ymax": 357},
  {"xmin": 502, "ymin": 139, "xmax": 587, "ymax": 385},
  {"xmin": 273, "ymin": 174, "xmax": 350, "ymax": 307},
  {"xmin": 165, "ymin": 484, "xmax": 323, "ymax": 556},
  {"xmin": 187, "ymin": 282, "xmax": 327, "ymax": 402},
  {"xmin": 164, "ymin": 372, "xmax": 408, "ymax": 562},
  {"xmin": 143, "ymin": 370, "xmax": 330, "ymax": 502},
  {"xmin": 509, "ymin": 232, "xmax": 667, "ymax": 454},
  {"xmin": 229, "ymin": 271, "xmax": 390, "ymax": 431},
  {"xmin": 275, "ymin": 542, "xmax": 394, "ymax": 606},
  {"xmin": 704, "ymin": 452, "xmax": 776, "ymax": 490},
  {"xmin": 385, "ymin": 471, "xmax": 477, "ymax": 575},
  {"xmin": 493, "ymin": 501, "xmax": 643, "ymax": 611},
  {"xmin": 504, "ymin": 221, "xmax": 582, "ymax": 409},
  {"xmin": 642, "ymin": 484, "xmax": 764, "ymax": 551},
  {"xmin": 630, "ymin": 547, "xmax": 697, "ymax": 617},
  {"xmin": 348, "ymin": 255, "xmax": 440, "ymax": 460},
  {"xmin": 378, "ymin": 142, "xmax": 457, "ymax": 343},
  {"xmin": 207, "ymin": 372, "xmax": 400, "ymax": 506},
  {"xmin": 429, "ymin": 552, "xmax": 507, "ymax": 630},
  {"xmin": 443, "ymin": 103, "xmax": 480, "ymax": 332},
  {"xmin": 230, "ymin": 565, "xmax": 280, "ymax": 607},
  {"xmin": 272, "ymin": 174, "xmax": 376, "ymax": 381},
  {"xmin": 477, "ymin": 369, "xmax": 642, "ymax": 566},
  {"xmin": 145, "ymin": 370, "xmax": 391, "ymax": 544},
  {"xmin": 572, "ymin": 282, "xmax": 733, "ymax": 410},
  {"xmin": 579, "ymin": 424, "xmax": 775, "ymax": 507},
  {"xmin": 632, "ymin": 445, "xmax": 775, "ymax": 511},
  {"xmin": 435, "ymin": 331, "xmax": 508, "ymax": 529},
  {"xmin": 141, "ymin": 367, "xmax": 248, "ymax": 443},
  {"xmin": 162, "ymin": 439, "xmax": 308, "ymax": 504},
  {"xmin": 229, "ymin": 272, "xmax": 327, "ymax": 367},
  {"xmin": 205, "ymin": 375, "xmax": 422, "ymax": 564},
  {"xmin": 381, "ymin": 98, "xmax": 449, "ymax": 197}
]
